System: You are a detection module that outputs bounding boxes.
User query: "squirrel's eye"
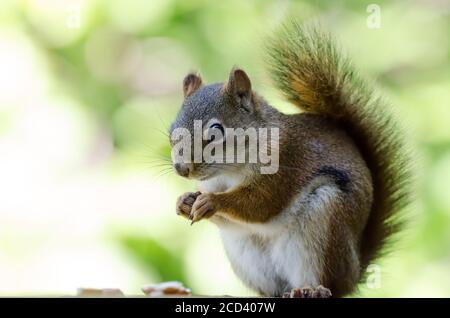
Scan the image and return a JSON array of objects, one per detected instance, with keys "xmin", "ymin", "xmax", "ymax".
[
  {"xmin": 208, "ymin": 123, "xmax": 225, "ymax": 142},
  {"xmin": 210, "ymin": 123, "xmax": 224, "ymax": 134}
]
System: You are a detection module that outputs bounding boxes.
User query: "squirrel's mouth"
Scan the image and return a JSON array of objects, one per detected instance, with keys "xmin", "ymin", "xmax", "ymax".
[{"xmin": 173, "ymin": 162, "xmax": 225, "ymax": 181}]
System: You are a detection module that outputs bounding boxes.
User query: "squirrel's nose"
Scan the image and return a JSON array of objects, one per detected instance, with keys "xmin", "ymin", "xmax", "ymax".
[{"xmin": 174, "ymin": 163, "xmax": 190, "ymax": 178}]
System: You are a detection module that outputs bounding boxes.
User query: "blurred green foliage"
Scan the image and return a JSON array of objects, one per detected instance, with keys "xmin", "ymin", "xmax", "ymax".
[
  {"xmin": 0, "ymin": 0, "xmax": 449, "ymax": 297},
  {"xmin": 121, "ymin": 235, "xmax": 188, "ymax": 284}
]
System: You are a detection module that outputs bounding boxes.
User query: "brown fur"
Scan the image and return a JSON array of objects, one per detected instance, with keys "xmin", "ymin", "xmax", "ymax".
[
  {"xmin": 205, "ymin": 112, "xmax": 373, "ymax": 296},
  {"xmin": 266, "ymin": 23, "xmax": 412, "ymax": 291}
]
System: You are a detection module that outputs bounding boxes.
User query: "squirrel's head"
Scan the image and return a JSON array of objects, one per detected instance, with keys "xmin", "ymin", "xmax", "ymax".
[{"xmin": 169, "ymin": 68, "xmax": 263, "ymax": 180}]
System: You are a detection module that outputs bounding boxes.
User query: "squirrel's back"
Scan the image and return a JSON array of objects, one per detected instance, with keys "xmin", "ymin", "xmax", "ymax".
[{"xmin": 267, "ymin": 23, "xmax": 412, "ymax": 277}]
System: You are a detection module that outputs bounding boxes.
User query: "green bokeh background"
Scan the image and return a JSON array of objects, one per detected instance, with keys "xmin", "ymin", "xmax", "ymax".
[{"xmin": 0, "ymin": 0, "xmax": 449, "ymax": 297}]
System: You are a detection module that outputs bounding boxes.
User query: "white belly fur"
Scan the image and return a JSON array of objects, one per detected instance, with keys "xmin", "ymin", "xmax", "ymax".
[{"xmin": 197, "ymin": 172, "xmax": 335, "ymax": 296}]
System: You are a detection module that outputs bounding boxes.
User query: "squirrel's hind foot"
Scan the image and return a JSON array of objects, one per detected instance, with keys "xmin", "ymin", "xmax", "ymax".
[{"xmin": 282, "ymin": 285, "xmax": 332, "ymax": 298}]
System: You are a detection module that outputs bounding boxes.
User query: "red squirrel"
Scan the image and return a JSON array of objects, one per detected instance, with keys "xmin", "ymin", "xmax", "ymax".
[{"xmin": 169, "ymin": 23, "xmax": 411, "ymax": 297}]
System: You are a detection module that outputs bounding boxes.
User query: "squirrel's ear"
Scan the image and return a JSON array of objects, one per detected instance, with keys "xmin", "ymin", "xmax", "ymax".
[
  {"xmin": 183, "ymin": 73, "xmax": 203, "ymax": 98},
  {"xmin": 225, "ymin": 67, "xmax": 252, "ymax": 111}
]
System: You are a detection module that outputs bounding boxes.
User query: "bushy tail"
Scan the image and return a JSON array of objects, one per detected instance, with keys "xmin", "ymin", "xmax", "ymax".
[{"xmin": 267, "ymin": 23, "xmax": 412, "ymax": 270}]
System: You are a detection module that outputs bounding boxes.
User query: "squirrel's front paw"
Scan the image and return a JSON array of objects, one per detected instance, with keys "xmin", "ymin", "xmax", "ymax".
[
  {"xmin": 190, "ymin": 193, "xmax": 217, "ymax": 224},
  {"xmin": 176, "ymin": 191, "xmax": 201, "ymax": 219}
]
